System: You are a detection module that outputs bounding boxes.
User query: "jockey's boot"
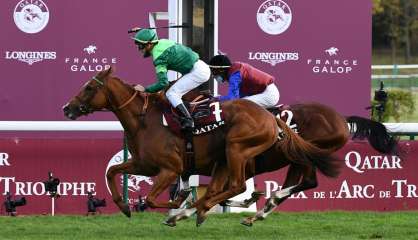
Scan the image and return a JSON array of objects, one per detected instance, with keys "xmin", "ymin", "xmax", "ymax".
[{"xmin": 176, "ymin": 103, "xmax": 195, "ymax": 130}]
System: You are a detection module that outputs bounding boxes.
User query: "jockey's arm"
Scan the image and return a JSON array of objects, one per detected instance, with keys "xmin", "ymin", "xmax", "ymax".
[
  {"xmin": 145, "ymin": 65, "xmax": 169, "ymax": 93},
  {"xmin": 219, "ymin": 71, "xmax": 241, "ymax": 101}
]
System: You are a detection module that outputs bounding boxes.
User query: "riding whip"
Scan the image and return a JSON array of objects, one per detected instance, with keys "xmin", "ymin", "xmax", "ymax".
[{"xmin": 128, "ymin": 24, "xmax": 189, "ymax": 33}]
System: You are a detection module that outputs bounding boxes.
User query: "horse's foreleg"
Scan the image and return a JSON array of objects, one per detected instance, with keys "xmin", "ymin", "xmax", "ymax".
[
  {"xmin": 145, "ymin": 168, "xmax": 178, "ymax": 209},
  {"xmin": 106, "ymin": 160, "xmax": 136, "ymax": 218},
  {"xmin": 195, "ymin": 145, "xmax": 250, "ymax": 226}
]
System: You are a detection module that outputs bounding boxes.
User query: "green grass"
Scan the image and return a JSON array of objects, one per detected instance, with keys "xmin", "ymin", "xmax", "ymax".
[{"xmin": 0, "ymin": 212, "xmax": 417, "ymax": 240}]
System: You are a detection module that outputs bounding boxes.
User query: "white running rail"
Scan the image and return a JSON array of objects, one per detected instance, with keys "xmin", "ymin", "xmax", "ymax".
[
  {"xmin": 0, "ymin": 121, "xmax": 417, "ymax": 135},
  {"xmin": 0, "ymin": 121, "xmax": 123, "ymax": 131}
]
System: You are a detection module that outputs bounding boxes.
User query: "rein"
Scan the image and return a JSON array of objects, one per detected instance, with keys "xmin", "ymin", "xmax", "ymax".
[{"xmin": 118, "ymin": 90, "xmax": 138, "ymax": 110}]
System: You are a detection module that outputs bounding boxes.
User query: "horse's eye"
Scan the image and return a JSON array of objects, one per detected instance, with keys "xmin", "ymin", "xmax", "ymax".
[{"xmin": 85, "ymin": 85, "xmax": 93, "ymax": 91}]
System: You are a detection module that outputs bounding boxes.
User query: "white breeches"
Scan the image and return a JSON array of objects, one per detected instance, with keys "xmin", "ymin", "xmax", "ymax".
[
  {"xmin": 166, "ymin": 60, "xmax": 211, "ymax": 107},
  {"xmin": 243, "ymin": 83, "xmax": 280, "ymax": 108}
]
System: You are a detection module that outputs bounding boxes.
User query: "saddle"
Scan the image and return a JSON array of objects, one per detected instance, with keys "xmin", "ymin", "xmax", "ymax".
[
  {"xmin": 162, "ymin": 94, "xmax": 225, "ymax": 137},
  {"xmin": 161, "ymin": 92, "xmax": 225, "ymax": 179}
]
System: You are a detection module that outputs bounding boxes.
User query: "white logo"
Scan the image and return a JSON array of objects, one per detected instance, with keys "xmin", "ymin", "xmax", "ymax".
[
  {"xmin": 325, "ymin": 47, "xmax": 339, "ymax": 56},
  {"xmin": 248, "ymin": 51, "xmax": 299, "ymax": 66},
  {"xmin": 0, "ymin": 177, "xmax": 96, "ymax": 196},
  {"xmin": 257, "ymin": 0, "xmax": 292, "ymax": 35},
  {"xmin": 124, "ymin": 175, "xmax": 153, "ymax": 193},
  {"xmin": 83, "ymin": 45, "xmax": 97, "ymax": 55},
  {"xmin": 0, "ymin": 153, "xmax": 11, "ymax": 166},
  {"xmin": 64, "ymin": 44, "xmax": 116, "ymax": 72},
  {"xmin": 307, "ymin": 47, "xmax": 358, "ymax": 74},
  {"xmin": 5, "ymin": 51, "xmax": 56, "ymax": 65},
  {"xmin": 105, "ymin": 150, "xmax": 153, "ymax": 197},
  {"xmin": 264, "ymin": 181, "xmax": 307, "ymax": 199},
  {"xmin": 13, "ymin": 0, "xmax": 50, "ymax": 34},
  {"xmin": 344, "ymin": 151, "xmax": 402, "ymax": 174}
]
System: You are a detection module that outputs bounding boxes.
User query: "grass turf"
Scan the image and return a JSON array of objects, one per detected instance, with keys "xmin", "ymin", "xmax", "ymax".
[{"xmin": 0, "ymin": 211, "xmax": 417, "ymax": 240}]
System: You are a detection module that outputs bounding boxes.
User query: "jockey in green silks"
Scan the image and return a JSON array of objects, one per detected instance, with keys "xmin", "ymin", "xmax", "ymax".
[{"xmin": 132, "ymin": 28, "xmax": 211, "ymax": 130}]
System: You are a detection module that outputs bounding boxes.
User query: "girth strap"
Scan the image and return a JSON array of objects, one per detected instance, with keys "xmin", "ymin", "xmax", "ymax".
[{"xmin": 181, "ymin": 131, "xmax": 195, "ymax": 180}]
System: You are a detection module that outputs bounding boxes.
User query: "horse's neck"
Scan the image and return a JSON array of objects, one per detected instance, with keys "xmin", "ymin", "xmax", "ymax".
[
  {"xmin": 108, "ymin": 80, "xmax": 142, "ymax": 135},
  {"xmin": 109, "ymin": 81, "xmax": 162, "ymax": 137}
]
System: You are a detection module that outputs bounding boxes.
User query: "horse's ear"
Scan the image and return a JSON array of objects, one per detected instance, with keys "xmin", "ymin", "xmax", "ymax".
[
  {"xmin": 105, "ymin": 65, "xmax": 114, "ymax": 76},
  {"xmin": 96, "ymin": 66, "xmax": 114, "ymax": 79}
]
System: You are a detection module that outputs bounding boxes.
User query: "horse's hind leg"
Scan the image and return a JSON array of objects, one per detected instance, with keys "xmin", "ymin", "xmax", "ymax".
[
  {"xmin": 106, "ymin": 160, "xmax": 137, "ymax": 218},
  {"xmin": 220, "ymin": 190, "xmax": 264, "ymax": 208},
  {"xmin": 242, "ymin": 164, "xmax": 318, "ymax": 226}
]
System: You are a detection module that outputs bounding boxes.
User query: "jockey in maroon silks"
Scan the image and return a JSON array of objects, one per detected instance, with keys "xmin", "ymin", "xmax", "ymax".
[{"xmin": 208, "ymin": 55, "xmax": 280, "ymax": 108}]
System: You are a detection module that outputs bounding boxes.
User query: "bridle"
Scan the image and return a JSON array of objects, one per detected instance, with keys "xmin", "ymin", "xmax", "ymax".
[{"xmin": 75, "ymin": 76, "xmax": 139, "ymax": 115}]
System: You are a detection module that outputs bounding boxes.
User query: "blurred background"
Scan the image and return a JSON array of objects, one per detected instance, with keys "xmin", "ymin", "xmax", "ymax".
[{"xmin": 371, "ymin": 0, "xmax": 418, "ymax": 122}]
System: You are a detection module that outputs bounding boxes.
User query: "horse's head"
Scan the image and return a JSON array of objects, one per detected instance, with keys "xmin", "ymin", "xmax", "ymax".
[{"xmin": 63, "ymin": 67, "xmax": 113, "ymax": 120}]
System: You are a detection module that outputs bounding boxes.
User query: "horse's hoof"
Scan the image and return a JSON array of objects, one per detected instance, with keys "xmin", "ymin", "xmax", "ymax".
[
  {"xmin": 240, "ymin": 218, "xmax": 253, "ymax": 227},
  {"xmin": 162, "ymin": 219, "xmax": 176, "ymax": 227},
  {"xmin": 219, "ymin": 200, "xmax": 231, "ymax": 207},
  {"xmin": 196, "ymin": 213, "xmax": 207, "ymax": 227},
  {"xmin": 121, "ymin": 205, "xmax": 131, "ymax": 218}
]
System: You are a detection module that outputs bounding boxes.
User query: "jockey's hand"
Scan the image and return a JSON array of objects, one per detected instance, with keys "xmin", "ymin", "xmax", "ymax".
[
  {"xmin": 212, "ymin": 96, "xmax": 220, "ymax": 102},
  {"xmin": 134, "ymin": 85, "xmax": 145, "ymax": 92}
]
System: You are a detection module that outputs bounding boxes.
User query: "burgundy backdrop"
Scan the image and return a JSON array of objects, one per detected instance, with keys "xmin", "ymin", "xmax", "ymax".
[
  {"xmin": 0, "ymin": 138, "xmax": 167, "ymax": 215},
  {"xmin": 3, "ymin": 0, "xmax": 413, "ymax": 215},
  {"xmin": 218, "ymin": 0, "xmax": 372, "ymax": 117},
  {"xmin": 1, "ymin": 0, "xmax": 371, "ymax": 121},
  {"xmin": 255, "ymin": 141, "xmax": 418, "ymax": 211},
  {"xmin": 1, "ymin": 0, "xmax": 167, "ymax": 121},
  {"xmin": 1, "ymin": 140, "xmax": 417, "ymax": 215}
]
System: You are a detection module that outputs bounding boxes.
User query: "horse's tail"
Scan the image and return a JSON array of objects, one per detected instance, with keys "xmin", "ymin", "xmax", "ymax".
[
  {"xmin": 346, "ymin": 116, "xmax": 399, "ymax": 155},
  {"xmin": 275, "ymin": 118, "xmax": 341, "ymax": 178}
]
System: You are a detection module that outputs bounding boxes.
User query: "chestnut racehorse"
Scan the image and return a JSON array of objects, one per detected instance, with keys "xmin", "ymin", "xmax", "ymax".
[
  {"xmin": 166, "ymin": 102, "xmax": 398, "ymax": 226},
  {"xmin": 62, "ymin": 68, "xmax": 333, "ymax": 224}
]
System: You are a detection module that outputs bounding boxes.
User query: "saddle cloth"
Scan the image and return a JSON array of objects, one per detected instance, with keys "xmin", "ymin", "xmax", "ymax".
[
  {"xmin": 162, "ymin": 96, "xmax": 225, "ymax": 136},
  {"xmin": 267, "ymin": 104, "xmax": 299, "ymax": 133}
]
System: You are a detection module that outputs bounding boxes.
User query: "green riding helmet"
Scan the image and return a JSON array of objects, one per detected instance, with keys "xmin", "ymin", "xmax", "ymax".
[{"xmin": 132, "ymin": 29, "xmax": 158, "ymax": 44}]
